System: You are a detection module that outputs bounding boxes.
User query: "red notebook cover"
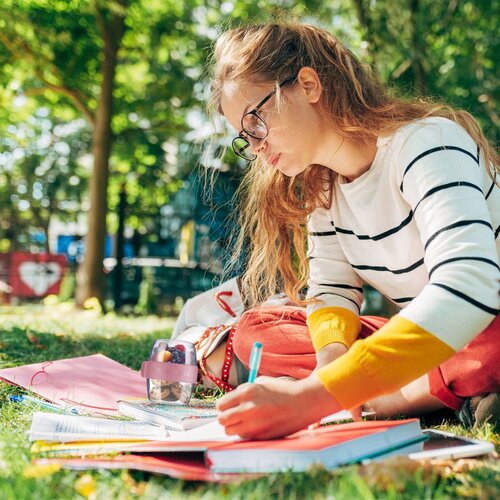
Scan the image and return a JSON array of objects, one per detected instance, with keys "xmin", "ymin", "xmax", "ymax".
[
  {"xmin": 34, "ymin": 453, "xmax": 259, "ymax": 483},
  {"xmin": 205, "ymin": 419, "xmax": 423, "ymax": 473},
  {"xmin": 213, "ymin": 420, "xmax": 419, "ymax": 451}
]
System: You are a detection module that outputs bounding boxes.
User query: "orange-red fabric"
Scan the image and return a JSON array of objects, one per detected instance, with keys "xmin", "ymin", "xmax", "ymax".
[
  {"xmin": 232, "ymin": 306, "xmax": 386, "ymax": 380},
  {"xmin": 232, "ymin": 306, "xmax": 500, "ymax": 410},
  {"xmin": 428, "ymin": 314, "xmax": 500, "ymax": 409}
]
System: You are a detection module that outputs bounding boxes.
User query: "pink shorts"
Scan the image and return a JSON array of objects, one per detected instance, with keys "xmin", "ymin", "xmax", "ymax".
[{"xmin": 232, "ymin": 306, "xmax": 500, "ymax": 411}]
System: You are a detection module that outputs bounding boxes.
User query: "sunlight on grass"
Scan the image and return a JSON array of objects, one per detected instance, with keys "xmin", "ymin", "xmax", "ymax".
[{"xmin": 0, "ymin": 305, "xmax": 498, "ymax": 499}]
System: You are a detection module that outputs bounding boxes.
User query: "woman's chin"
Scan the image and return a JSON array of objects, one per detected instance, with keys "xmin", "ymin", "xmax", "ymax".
[{"xmin": 278, "ymin": 163, "xmax": 307, "ymax": 177}]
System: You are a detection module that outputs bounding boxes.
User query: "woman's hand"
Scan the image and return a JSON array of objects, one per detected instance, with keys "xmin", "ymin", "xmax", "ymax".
[
  {"xmin": 314, "ymin": 343, "xmax": 362, "ymax": 421},
  {"xmin": 216, "ymin": 374, "xmax": 341, "ymax": 439}
]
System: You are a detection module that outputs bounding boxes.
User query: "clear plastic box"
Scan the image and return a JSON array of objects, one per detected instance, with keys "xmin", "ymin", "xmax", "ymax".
[{"xmin": 142, "ymin": 339, "xmax": 198, "ymax": 404}]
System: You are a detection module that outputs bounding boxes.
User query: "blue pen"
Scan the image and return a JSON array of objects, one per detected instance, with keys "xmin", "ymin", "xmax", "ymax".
[
  {"xmin": 9, "ymin": 395, "xmax": 79, "ymax": 415},
  {"xmin": 247, "ymin": 341, "xmax": 263, "ymax": 383}
]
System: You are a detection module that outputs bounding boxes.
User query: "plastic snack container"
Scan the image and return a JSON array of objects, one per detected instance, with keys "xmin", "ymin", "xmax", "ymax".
[{"xmin": 140, "ymin": 339, "xmax": 198, "ymax": 404}]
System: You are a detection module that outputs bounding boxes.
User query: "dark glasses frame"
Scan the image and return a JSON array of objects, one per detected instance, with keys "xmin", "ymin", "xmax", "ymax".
[{"xmin": 232, "ymin": 74, "xmax": 297, "ymax": 161}]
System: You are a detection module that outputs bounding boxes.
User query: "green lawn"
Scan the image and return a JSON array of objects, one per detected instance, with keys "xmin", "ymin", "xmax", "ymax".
[{"xmin": 0, "ymin": 304, "xmax": 498, "ymax": 499}]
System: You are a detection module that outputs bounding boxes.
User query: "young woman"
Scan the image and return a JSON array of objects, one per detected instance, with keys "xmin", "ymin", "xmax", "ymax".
[{"xmin": 209, "ymin": 22, "xmax": 499, "ymax": 439}]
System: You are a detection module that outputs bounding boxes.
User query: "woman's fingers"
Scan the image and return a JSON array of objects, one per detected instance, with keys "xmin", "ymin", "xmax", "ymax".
[
  {"xmin": 217, "ymin": 375, "xmax": 342, "ymax": 439},
  {"xmin": 218, "ymin": 400, "xmax": 257, "ymax": 427},
  {"xmin": 350, "ymin": 405, "xmax": 363, "ymax": 421},
  {"xmin": 216, "ymin": 383, "xmax": 256, "ymax": 411}
]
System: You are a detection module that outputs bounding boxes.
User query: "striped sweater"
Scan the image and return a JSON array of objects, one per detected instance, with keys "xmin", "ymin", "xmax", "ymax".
[{"xmin": 306, "ymin": 117, "xmax": 500, "ymax": 409}]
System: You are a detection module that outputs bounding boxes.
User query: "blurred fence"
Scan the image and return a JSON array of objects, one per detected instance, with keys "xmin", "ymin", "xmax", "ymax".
[
  {"xmin": 0, "ymin": 252, "xmax": 397, "ymax": 317},
  {"xmin": 0, "ymin": 252, "xmax": 219, "ymax": 311}
]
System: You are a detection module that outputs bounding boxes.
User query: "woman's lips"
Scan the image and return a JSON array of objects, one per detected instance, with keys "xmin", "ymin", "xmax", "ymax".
[{"xmin": 267, "ymin": 153, "xmax": 281, "ymax": 167}]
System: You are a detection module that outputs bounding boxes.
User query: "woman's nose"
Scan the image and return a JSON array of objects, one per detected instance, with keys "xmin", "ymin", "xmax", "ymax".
[{"xmin": 249, "ymin": 136, "xmax": 266, "ymax": 155}]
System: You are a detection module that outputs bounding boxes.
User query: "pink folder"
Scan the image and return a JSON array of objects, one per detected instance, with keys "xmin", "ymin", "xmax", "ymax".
[{"xmin": 0, "ymin": 354, "xmax": 147, "ymax": 415}]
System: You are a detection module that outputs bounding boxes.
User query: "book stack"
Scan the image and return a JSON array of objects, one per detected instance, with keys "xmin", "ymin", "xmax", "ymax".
[
  {"xmin": 28, "ymin": 411, "xmax": 425, "ymax": 479},
  {"xmin": 1, "ymin": 354, "xmax": 435, "ymax": 481}
]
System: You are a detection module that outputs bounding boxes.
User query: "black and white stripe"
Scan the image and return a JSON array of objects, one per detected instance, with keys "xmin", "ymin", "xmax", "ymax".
[
  {"xmin": 317, "ymin": 283, "xmax": 363, "ymax": 293},
  {"xmin": 428, "ymin": 256, "xmax": 500, "ymax": 279},
  {"xmin": 390, "ymin": 296, "xmax": 414, "ymax": 304},
  {"xmin": 312, "ymin": 292, "xmax": 361, "ymax": 311},
  {"xmin": 400, "ymin": 145, "xmax": 479, "ymax": 192},
  {"xmin": 424, "ymin": 220, "xmax": 493, "ymax": 251},
  {"xmin": 413, "ymin": 181, "xmax": 483, "ymax": 214},
  {"xmin": 331, "ymin": 212, "xmax": 413, "ymax": 241},
  {"xmin": 351, "ymin": 258, "xmax": 425, "ymax": 275},
  {"xmin": 309, "ymin": 230, "xmax": 337, "ymax": 237},
  {"xmin": 485, "ymin": 179, "xmax": 496, "ymax": 200},
  {"xmin": 431, "ymin": 283, "xmax": 499, "ymax": 316}
]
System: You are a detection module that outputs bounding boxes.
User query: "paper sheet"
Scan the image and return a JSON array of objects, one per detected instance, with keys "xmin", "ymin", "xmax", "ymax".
[
  {"xmin": 29, "ymin": 411, "xmax": 169, "ymax": 442},
  {"xmin": 321, "ymin": 410, "xmax": 375, "ymax": 424},
  {"xmin": 167, "ymin": 420, "xmax": 238, "ymax": 442}
]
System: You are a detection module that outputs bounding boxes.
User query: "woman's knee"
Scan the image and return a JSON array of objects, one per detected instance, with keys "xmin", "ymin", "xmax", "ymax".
[
  {"xmin": 233, "ymin": 309, "xmax": 269, "ymax": 363},
  {"xmin": 233, "ymin": 307, "xmax": 305, "ymax": 363}
]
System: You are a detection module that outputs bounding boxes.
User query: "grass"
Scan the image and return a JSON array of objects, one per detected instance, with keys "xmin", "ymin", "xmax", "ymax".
[{"xmin": 0, "ymin": 303, "xmax": 499, "ymax": 499}]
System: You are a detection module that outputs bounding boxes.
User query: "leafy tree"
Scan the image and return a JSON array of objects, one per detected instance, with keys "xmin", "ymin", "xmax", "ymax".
[
  {"xmin": 352, "ymin": 0, "xmax": 500, "ymax": 141},
  {"xmin": 0, "ymin": 107, "xmax": 89, "ymax": 253},
  {"xmin": 0, "ymin": 0, "xmax": 497, "ymax": 310},
  {"xmin": 0, "ymin": 0, "xmax": 127, "ymax": 306}
]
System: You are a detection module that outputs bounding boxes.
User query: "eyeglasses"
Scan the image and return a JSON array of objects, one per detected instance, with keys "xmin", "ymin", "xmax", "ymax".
[{"xmin": 232, "ymin": 75, "xmax": 297, "ymax": 161}]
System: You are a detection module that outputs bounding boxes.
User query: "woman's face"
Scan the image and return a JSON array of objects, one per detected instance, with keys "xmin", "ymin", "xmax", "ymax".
[{"xmin": 220, "ymin": 74, "xmax": 325, "ymax": 177}]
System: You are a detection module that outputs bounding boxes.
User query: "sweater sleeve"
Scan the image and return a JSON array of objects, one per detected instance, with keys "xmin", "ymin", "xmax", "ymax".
[
  {"xmin": 316, "ymin": 119, "xmax": 500, "ymax": 409},
  {"xmin": 306, "ymin": 207, "xmax": 363, "ymax": 350}
]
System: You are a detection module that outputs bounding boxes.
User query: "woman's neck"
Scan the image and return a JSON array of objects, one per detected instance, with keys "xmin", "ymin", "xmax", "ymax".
[{"xmin": 314, "ymin": 131, "xmax": 378, "ymax": 182}]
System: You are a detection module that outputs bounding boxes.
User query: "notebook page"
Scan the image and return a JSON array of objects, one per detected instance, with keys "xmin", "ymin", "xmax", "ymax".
[
  {"xmin": 167, "ymin": 420, "xmax": 238, "ymax": 442},
  {"xmin": 28, "ymin": 412, "xmax": 170, "ymax": 442}
]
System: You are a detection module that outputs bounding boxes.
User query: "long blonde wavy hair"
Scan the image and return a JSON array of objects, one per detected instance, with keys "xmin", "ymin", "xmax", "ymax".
[{"xmin": 208, "ymin": 22, "xmax": 499, "ymax": 307}]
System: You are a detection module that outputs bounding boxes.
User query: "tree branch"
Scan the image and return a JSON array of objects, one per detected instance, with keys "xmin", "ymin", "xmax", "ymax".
[
  {"xmin": 409, "ymin": 0, "xmax": 427, "ymax": 92},
  {"xmin": 0, "ymin": 31, "xmax": 95, "ymax": 125},
  {"xmin": 24, "ymin": 84, "xmax": 95, "ymax": 125}
]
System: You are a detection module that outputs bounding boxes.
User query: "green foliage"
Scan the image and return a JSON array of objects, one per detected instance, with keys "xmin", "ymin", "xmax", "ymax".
[
  {"xmin": 352, "ymin": 0, "xmax": 500, "ymax": 141},
  {"xmin": 134, "ymin": 266, "xmax": 157, "ymax": 315},
  {"xmin": 0, "ymin": 0, "xmax": 497, "ymax": 265},
  {"xmin": 57, "ymin": 269, "xmax": 77, "ymax": 303}
]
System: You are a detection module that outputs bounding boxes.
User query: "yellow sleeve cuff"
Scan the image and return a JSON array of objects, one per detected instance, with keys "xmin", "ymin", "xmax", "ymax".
[
  {"xmin": 306, "ymin": 307, "xmax": 361, "ymax": 351},
  {"xmin": 316, "ymin": 315, "xmax": 455, "ymax": 410}
]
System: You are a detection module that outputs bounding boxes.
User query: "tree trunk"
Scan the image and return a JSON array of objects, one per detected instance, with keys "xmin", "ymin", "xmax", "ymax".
[
  {"xmin": 352, "ymin": 0, "xmax": 378, "ymax": 69},
  {"xmin": 76, "ymin": 5, "xmax": 126, "ymax": 308},
  {"xmin": 409, "ymin": 0, "xmax": 427, "ymax": 93}
]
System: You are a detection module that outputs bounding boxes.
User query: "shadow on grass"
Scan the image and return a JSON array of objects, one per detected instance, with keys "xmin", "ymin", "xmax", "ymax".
[{"xmin": 0, "ymin": 325, "xmax": 165, "ymax": 372}]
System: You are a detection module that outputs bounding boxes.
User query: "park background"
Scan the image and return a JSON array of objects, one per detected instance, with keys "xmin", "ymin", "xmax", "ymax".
[
  {"xmin": 0, "ymin": 1, "xmax": 499, "ymax": 499},
  {"xmin": 0, "ymin": 0, "xmax": 498, "ymax": 315}
]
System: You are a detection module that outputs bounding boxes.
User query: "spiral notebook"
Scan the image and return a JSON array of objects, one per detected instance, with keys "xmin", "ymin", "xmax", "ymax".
[{"xmin": 117, "ymin": 398, "xmax": 217, "ymax": 430}]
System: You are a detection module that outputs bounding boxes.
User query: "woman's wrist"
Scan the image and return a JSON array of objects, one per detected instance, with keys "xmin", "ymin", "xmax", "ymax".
[
  {"xmin": 298, "ymin": 372, "xmax": 342, "ymax": 422},
  {"xmin": 315, "ymin": 342, "xmax": 348, "ymax": 370}
]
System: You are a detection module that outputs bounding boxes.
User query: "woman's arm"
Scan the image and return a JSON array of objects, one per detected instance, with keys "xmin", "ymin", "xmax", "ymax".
[
  {"xmin": 316, "ymin": 120, "xmax": 499, "ymax": 409},
  {"xmin": 306, "ymin": 207, "xmax": 364, "ymax": 351}
]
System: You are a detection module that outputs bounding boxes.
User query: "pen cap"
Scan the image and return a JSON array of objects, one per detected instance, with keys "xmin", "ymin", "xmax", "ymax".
[{"xmin": 141, "ymin": 339, "xmax": 198, "ymax": 404}]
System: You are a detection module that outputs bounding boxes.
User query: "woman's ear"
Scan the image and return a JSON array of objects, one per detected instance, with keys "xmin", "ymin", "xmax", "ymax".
[{"xmin": 296, "ymin": 67, "xmax": 322, "ymax": 104}]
